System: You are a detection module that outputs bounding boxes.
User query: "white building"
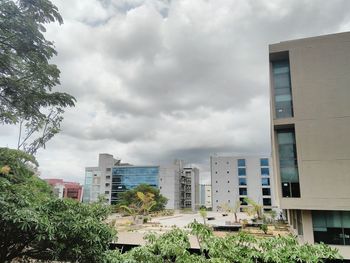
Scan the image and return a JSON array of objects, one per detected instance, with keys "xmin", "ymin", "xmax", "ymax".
[
  {"xmin": 200, "ymin": 184, "xmax": 212, "ymax": 209},
  {"xmin": 211, "ymin": 156, "xmax": 276, "ymax": 213}
]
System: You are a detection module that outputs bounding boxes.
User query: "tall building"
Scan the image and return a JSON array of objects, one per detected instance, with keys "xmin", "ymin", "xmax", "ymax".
[
  {"xmin": 211, "ymin": 156, "xmax": 275, "ymax": 212},
  {"xmin": 83, "ymin": 154, "xmax": 200, "ymax": 210},
  {"xmin": 200, "ymin": 184, "xmax": 212, "ymax": 209},
  {"xmin": 269, "ymin": 32, "xmax": 350, "ymax": 258},
  {"xmin": 45, "ymin": 179, "xmax": 83, "ymax": 201}
]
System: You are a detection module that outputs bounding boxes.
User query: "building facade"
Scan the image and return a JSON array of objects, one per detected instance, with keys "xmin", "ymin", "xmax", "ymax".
[
  {"xmin": 211, "ymin": 156, "xmax": 275, "ymax": 213},
  {"xmin": 45, "ymin": 179, "xmax": 83, "ymax": 201},
  {"xmin": 111, "ymin": 166, "xmax": 159, "ymax": 204},
  {"xmin": 269, "ymin": 32, "xmax": 350, "ymax": 258},
  {"xmin": 83, "ymin": 154, "xmax": 200, "ymax": 210},
  {"xmin": 200, "ymin": 184, "xmax": 212, "ymax": 209}
]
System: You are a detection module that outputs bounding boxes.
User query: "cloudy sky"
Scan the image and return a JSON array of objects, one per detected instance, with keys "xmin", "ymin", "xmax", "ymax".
[{"xmin": 1, "ymin": 0, "xmax": 350, "ymax": 184}]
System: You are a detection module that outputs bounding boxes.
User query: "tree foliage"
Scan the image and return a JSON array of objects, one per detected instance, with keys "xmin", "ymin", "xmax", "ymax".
[
  {"xmin": 118, "ymin": 184, "xmax": 168, "ymax": 212},
  {"xmin": 0, "ymin": 148, "xmax": 116, "ymax": 262},
  {"xmin": 105, "ymin": 222, "xmax": 342, "ymax": 262},
  {"xmin": 0, "ymin": 0, "xmax": 76, "ymax": 154}
]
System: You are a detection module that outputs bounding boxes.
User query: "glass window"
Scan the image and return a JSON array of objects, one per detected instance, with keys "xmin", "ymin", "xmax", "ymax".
[
  {"xmin": 262, "ymin": 188, "xmax": 271, "ymax": 196},
  {"xmin": 261, "ymin": 178, "xmax": 270, "ymax": 186},
  {"xmin": 272, "ymin": 60, "xmax": 293, "ymax": 118},
  {"xmin": 260, "ymin": 158, "xmax": 269, "ymax": 166},
  {"xmin": 312, "ymin": 211, "xmax": 350, "ymax": 245},
  {"xmin": 261, "ymin": 167, "xmax": 270, "ymax": 176},
  {"xmin": 239, "ymin": 178, "xmax": 247, "ymax": 186},
  {"xmin": 277, "ymin": 129, "xmax": 300, "ymax": 198},
  {"xmin": 238, "ymin": 168, "xmax": 246, "ymax": 176},
  {"xmin": 237, "ymin": 159, "xmax": 246, "ymax": 167},
  {"xmin": 263, "ymin": 198, "xmax": 271, "ymax": 206},
  {"xmin": 240, "ymin": 197, "xmax": 247, "ymax": 206},
  {"xmin": 239, "ymin": 188, "xmax": 247, "ymax": 195}
]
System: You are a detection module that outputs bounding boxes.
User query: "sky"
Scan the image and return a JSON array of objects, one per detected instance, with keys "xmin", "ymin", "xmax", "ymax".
[{"xmin": 1, "ymin": 0, "xmax": 350, "ymax": 184}]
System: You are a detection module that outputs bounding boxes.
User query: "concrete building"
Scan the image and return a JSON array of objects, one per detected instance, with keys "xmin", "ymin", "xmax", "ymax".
[
  {"xmin": 211, "ymin": 156, "xmax": 275, "ymax": 213},
  {"xmin": 159, "ymin": 160, "xmax": 200, "ymax": 210},
  {"xmin": 83, "ymin": 154, "xmax": 200, "ymax": 210},
  {"xmin": 45, "ymin": 179, "xmax": 83, "ymax": 201},
  {"xmin": 200, "ymin": 184, "xmax": 212, "ymax": 209},
  {"xmin": 269, "ymin": 32, "xmax": 350, "ymax": 258}
]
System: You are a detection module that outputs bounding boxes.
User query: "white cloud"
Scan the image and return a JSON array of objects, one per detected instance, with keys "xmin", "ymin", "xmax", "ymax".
[{"xmin": 2, "ymin": 0, "xmax": 350, "ymax": 184}]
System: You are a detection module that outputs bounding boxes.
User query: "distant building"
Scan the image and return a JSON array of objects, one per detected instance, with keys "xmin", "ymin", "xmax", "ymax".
[
  {"xmin": 83, "ymin": 154, "xmax": 200, "ymax": 210},
  {"xmin": 211, "ymin": 156, "xmax": 276, "ymax": 212},
  {"xmin": 45, "ymin": 179, "xmax": 83, "ymax": 201},
  {"xmin": 200, "ymin": 184, "xmax": 212, "ymax": 208},
  {"xmin": 269, "ymin": 32, "xmax": 350, "ymax": 258},
  {"xmin": 160, "ymin": 160, "xmax": 200, "ymax": 211}
]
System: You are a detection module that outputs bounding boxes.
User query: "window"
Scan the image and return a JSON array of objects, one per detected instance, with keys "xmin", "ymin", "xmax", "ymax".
[
  {"xmin": 240, "ymin": 197, "xmax": 247, "ymax": 205},
  {"xmin": 238, "ymin": 168, "xmax": 246, "ymax": 176},
  {"xmin": 239, "ymin": 188, "xmax": 247, "ymax": 195},
  {"xmin": 106, "ymin": 176, "xmax": 111, "ymax": 179},
  {"xmin": 227, "ymin": 171, "xmax": 229, "ymax": 174},
  {"xmin": 239, "ymin": 178, "xmax": 247, "ymax": 186},
  {"xmin": 216, "ymin": 180, "xmax": 218, "ymax": 183},
  {"xmin": 216, "ymin": 200, "xmax": 218, "ymax": 203},
  {"xmin": 228, "ymin": 190, "xmax": 230, "ymax": 193},
  {"xmin": 106, "ymin": 168, "xmax": 111, "ymax": 172},
  {"xmin": 237, "ymin": 159, "xmax": 245, "ymax": 167},
  {"xmin": 261, "ymin": 167, "xmax": 270, "ymax": 176},
  {"xmin": 227, "ymin": 161, "xmax": 229, "ymax": 164},
  {"xmin": 312, "ymin": 211, "xmax": 350, "ymax": 245},
  {"xmin": 160, "ymin": 186, "xmax": 162, "ymax": 189},
  {"xmin": 105, "ymin": 183, "xmax": 110, "ymax": 187},
  {"xmin": 261, "ymin": 178, "xmax": 270, "ymax": 186},
  {"xmin": 216, "ymin": 190, "xmax": 218, "ymax": 193},
  {"xmin": 260, "ymin": 158, "xmax": 269, "ymax": 166},
  {"xmin": 272, "ymin": 60, "xmax": 293, "ymax": 118},
  {"xmin": 277, "ymin": 129, "xmax": 300, "ymax": 197},
  {"xmin": 105, "ymin": 191, "xmax": 110, "ymax": 194},
  {"xmin": 228, "ymin": 200, "xmax": 231, "ymax": 203},
  {"xmin": 262, "ymin": 188, "xmax": 271, "ymax": 196},
  {"xmin": 215, "ymin": 171, "xmax": 218, "ymax": 174},
  {"xmin": 263, "ymin": 198, "xmax": 271, "ymax": 206},
  {"xmin": 215, "ymin": 162, "xmax": 217, "ymax": 165}
]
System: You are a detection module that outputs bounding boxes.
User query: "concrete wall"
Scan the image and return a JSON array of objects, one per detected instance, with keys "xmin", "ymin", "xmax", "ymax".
[{"xmin": 270, "ymin": 32, "xmax": 350, "ymax": 258}]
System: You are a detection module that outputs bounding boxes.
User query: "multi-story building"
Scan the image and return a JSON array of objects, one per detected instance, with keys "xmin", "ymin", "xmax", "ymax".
[
  {"xmin": 83, "ymin": 154, "xmax": 200, "ymax": 210},
  {"xmin": 45, "ymin": 179, "xmax": 83, "ymax": 201},
  {"xmin": 159, "ymin": 160, "xmax": 200, "ymax": 210},
  {"xmin": 269, "ymin": 32, "xmax": 350, "ymax": 258},
  {"xmin": 211, "ymin": 156, "xmax": 275, "ymax": 213},
  {"xmin": 200, "ymin": 184, "xmax": 212, "ymax": 209},
  {"xmin": 111, "ymin": 165, "xmax": 159, "ymax": 204}
]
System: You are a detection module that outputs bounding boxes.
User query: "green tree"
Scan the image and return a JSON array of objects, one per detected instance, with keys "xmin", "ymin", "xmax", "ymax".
[
  {"xmin": 0, "ymin": 148, "xmax": 116, "ymax": 262},
  {"xmin": 243, "ymin": 197, "xmax": 263, "ymax": 220},
  {"xmin": 104, "ymin": 222, "xmax": 342, "ymax": 262},
  {"xmin": 0, "ymin": 0, "xmax": 75, "ymax": 154},
  {"xmin": 118, "ymin": 184, "xmax": 168, "ymax": 212},
  {"xmin": 199, "ymin": 207, "xmax": 207, "ymax": 225}
]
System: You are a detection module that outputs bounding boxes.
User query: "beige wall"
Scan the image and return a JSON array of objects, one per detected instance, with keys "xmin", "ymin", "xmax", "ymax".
[{"xmin": 270, "ymin": 32, "xmax": 350, "ymax": 210}]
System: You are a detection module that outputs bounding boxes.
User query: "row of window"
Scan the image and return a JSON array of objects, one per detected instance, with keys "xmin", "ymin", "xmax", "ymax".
[{"xmin": 213, "ymin": 158, "xmax": 269, "ymax": 167}]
